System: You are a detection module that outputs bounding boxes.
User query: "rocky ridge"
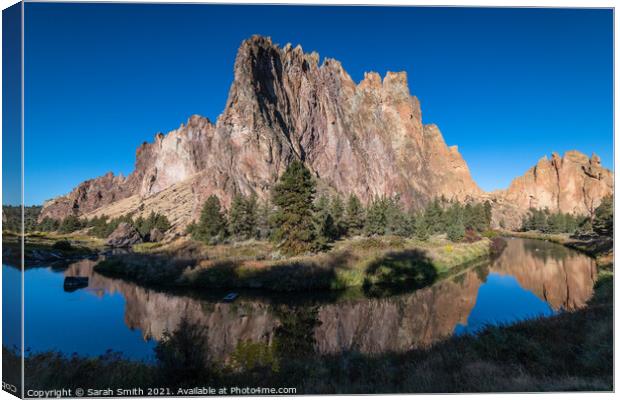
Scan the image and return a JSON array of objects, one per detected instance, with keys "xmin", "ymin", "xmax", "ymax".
[{"xmin": 39, "ymin": 36, "xmax": 612, "ymax": 231}]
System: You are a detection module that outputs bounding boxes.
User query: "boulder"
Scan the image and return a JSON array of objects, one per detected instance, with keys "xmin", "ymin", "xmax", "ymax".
[
  {"xmin": 148, "ymin": 228, "xmax": 164, "ymax": 243},
  {"xmin": 106, "ymin": 222, "xmax": 143, "ymax": 248}
]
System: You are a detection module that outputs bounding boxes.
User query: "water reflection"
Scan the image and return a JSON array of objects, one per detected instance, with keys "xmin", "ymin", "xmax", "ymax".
[{"xmin": 19, "ymin": 238, "xmax": 597, "ymax": 361}]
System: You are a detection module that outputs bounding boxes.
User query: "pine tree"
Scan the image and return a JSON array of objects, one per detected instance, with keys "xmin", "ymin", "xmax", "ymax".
[
  {"xmin": 415, "ymin": 214, "xmax": 429, "ymax": 241},
  {"xmin": 424, "ymin": 198, "xmax": 444, "ymax": 234},
  {"xmin": 364, "ymin": 196, "xmax": 387, "ymax": 236},
  {"xmin": 593, "ymin": 195, "xmax": 613, "ymax": 237},
  {"xmin": 271, "ymin": 161, "xmax": 318, "ymax": 255},
  {"xmin": 191, "ymin": 195, "xmax": 227, "ymax": 243},
  {"xmin": 385, "ymin": 195, "xmax": 408, "ymax": 236},
  {"xmin": 344, "ymin": 194, "xmax": 365, "ymax": 236},
  {"xmin": 446, "ymin": 203, "xmax": 465, "ymax": 242},
  {"xmin": 229, "ymin": 193, "xmax": 258, "ymax": 240},
  {"xmin": 330, "ymin": 194, "xmax": 345, "ymax": 237},
  {"xmin": 58, "ymin": 215, "xmax": 84, "ymax": 233},
  {"xmin": 257, "ymin": 199, "xmax": 274, "ymax": 240}
]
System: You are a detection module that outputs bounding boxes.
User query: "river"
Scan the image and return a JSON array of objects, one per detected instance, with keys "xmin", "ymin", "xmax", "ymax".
[{"xmin": 2, "ymin": 237, "xmax": 597, "ymax": 363}]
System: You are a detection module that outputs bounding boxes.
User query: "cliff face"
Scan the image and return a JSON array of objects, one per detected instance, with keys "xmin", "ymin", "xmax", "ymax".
[
  {"xmin": 490, "ymin": 151, "xmax": 613, "ymax": 229},
  {"xmin": 39, "ymin": 36, "xmax": 611, "ymax": 227},
  {"xmin": 39, "ymin": 35, "xmax": 481, "ymax": 226}
]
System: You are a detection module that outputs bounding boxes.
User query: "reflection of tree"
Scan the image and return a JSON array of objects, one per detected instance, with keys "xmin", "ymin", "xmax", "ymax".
[{"xmin": 272, "ymin": 305, "xmax": 321, "ymax": 358}]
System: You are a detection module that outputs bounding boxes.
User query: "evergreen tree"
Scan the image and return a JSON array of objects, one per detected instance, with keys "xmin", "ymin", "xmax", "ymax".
[
  {"xmin": 424, "ymin": 198, "xmax": 444, "ymax": 234},
  {"xmin": 58, "ymin": 215, "xmax": 85, "ymax": 233},
  {"xmin": 271, "ymin": 161, "xmax": 318, "ymax": 255},
  {"xmin": 38, "ymin": 217, "xmax": 60, "ymax": 232},
  {"xmin": 364, "ymin": 196, "xmax": 387, "ymax": 236},
  {"xmin": 344, "ymin": 194, "xmax": 365, "ymax": 236},
  {"xmin": 414, "ymin": 214, "xmax": 429, "ymax": 241},
  {"xmin": 593, "ymin": 195, "xmax": 613, "ymax": 237},
  {"xmin": 330, "ymin": 194, "xmax": 346, "ymax": 237},
  {"xmin": 384, "ymin": 195, "xmax": 409, "ymax": 236},
  {"xmin": 446, "ymin": 203, "xmax": 465, "ymax": 242},
  {"xmin": 190, "ymin": 195, "xmax": 228, "ymax": 243},
  {"xmin": 229, "ymin": 193, "xmax": 258, "ymax": 240},
  {"xmin": 257, "ymin": 199, "xmax": 274, "ymax": 240}
]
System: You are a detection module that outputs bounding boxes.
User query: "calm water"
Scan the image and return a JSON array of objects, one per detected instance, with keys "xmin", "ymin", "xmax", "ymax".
[{"xmin": 4, "ymin": 238, "xmax": 597, "ymax": 361}]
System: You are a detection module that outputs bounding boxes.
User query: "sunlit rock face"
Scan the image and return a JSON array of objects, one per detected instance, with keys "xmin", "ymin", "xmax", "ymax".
[{"xmin": 40, "ymin": 35, "xmax": 481, "ymax": 227}]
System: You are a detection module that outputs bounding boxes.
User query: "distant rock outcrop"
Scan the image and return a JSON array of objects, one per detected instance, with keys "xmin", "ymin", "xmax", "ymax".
[
  {"xmin": 490, "ymin": 151, "xmax": 613, "ymax": 229},
  {"xmin": 39, "ymin": 36, "xmax": 612, "ymax": 230}
]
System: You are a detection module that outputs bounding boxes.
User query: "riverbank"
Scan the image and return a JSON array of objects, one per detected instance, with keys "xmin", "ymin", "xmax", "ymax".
[
  {"xmin": 2, "ymin": 231, "xmax": 103, "ymax": 267},
  {"xmin": 94, "ymin": 235, "xmax": 494, "ymax": 292}
]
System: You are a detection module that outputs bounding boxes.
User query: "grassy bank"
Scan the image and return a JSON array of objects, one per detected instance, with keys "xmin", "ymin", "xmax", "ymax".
[
  {"xmin": 95, "ymin": 235, "xmax": 493, "ymax": 292},
  {"xmin": 2, "ymin": 231, "xmax": 103, "ymax": 267},
  {"xmin": 14, "ymin": 257, "xmax": 613, "ymax": 393}
]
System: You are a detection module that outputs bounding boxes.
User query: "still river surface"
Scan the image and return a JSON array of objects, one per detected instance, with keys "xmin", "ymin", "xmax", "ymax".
[{"xmin": 3, "ymin": 238, "xmax": 597, "ymax": 362}]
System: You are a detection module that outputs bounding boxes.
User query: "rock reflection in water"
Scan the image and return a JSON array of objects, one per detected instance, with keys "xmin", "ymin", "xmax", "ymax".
[{"xmin": 63, "ymin": 238, "xmax": 596, "ymax": 360}]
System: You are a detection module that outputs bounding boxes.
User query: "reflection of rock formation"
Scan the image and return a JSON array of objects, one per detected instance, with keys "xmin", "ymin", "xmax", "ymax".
[
  {"xmin": 490, "ymin": 238, "xmax": 597, "ymax": 311},
  {"xmin": 63, "ymin": 238, "xmax": 596, "ymax": 360},
  {"xmin": 314, "ymin": 270, "xmax": 484, "ymax": 354},
  {"xmin": 65, "ymin": 260, "xmax": 278, "ymax": 361},
  {"xmin": 64, "ymin": 259, "xmax": 484, "ymax": 358}
]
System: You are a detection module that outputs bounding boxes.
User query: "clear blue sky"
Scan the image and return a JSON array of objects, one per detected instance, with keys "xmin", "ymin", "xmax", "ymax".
[{"xmin": 21, "ymin": 4, "xmax": 613, "ymax": 206}]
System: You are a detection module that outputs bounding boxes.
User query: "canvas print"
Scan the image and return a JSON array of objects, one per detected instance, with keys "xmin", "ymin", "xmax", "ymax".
[{"xmin": 2, "ymin": 2, "xmax": 614, "ymax": 396}]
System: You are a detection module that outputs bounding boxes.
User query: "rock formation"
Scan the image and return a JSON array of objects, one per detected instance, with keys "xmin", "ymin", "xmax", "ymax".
[
  {"xmin": 489, "ymin": 151, "xmax": 613, "ymax": 229},
  {"xmin": 106, "ymin": 222, "xmax": 143, "ymax": 247},
  {"xmin": 39, "ymin": 35, "xmax": 482, "ymax": 228},
  {"xmin": 39, "ymin": 36, "xmax": 612, "ymax": 229}
]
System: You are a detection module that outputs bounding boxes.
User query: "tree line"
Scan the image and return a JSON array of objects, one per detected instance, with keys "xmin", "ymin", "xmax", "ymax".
[
  {"xmin": 520, "ymin": 194, "xmax": 613, "ymax": 238},
  {"xmin": 34, "ymin": 211, "xmax": 171, "ymax": 238},
  {"xmin": 187, "ymin": 161, "xmax": 494, "ymax": 255}
]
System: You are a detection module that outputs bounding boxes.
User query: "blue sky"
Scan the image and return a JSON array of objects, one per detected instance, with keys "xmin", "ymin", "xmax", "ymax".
[{"xmin": 21, "ymin": 4, "xmax": 613, "ymax": 206}]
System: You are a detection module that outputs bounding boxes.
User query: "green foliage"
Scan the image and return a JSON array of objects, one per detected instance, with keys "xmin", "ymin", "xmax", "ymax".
[
  {"xmin": 271, "ymin": 161, "xmax": 318, "ymax": 256},
  {"xmin": 593, "ymin": 195, "xmax": 613, "ymax": 237},
  {"xmin": 229, "ymin": 193, "xmax": 258, "ymax": 240},
  {"xmin": 88, "ymin": 214, "xmax": 143, "ymax": 239},
  {"xmin": 58, "ymin": 215, "xmax": 86, "ymax": 233},
  {"xmin": 256, "ymin": 200, "xmax": 274, "ymax": 240},
  {"xmin": 38, "ymin": 217, "xmax": 60, "ymax": 232},
  {"xmin": 2, "ymin": 205, "xmax": 43, "ymax": 233},
  {"xmin": 344, "ymin": 194, "xmax": 365, "ymax": 236},
  {"xmin": 188, "ymin": 195, "xmax": 228, "ymax": 243},
  {"xmin": 134, "ymin": 212, "xmax": 171, "ymax": 237},
  {"xmin": 445, "ymin": 203, "xmax": 466, "ymax": 242},
  {"xmin": 330, "ymin": 194, "xmax": 346, "ymax": 237},
  {"xmin": 520, "ymin": 208, "xmax": 585, "ymax": 234},
  {"xmin": 364, "ymin": 196, "xmax": 389, "ymax": 236},
  {"xmin": 414, "ymin": 214, "xmax": 429, "ymax": 241}
]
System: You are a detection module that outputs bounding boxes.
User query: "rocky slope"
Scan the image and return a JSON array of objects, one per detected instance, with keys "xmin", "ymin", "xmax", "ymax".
[{"xmin": 39, "ymin": 36, "xmax": 612, "ymax": 230}]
